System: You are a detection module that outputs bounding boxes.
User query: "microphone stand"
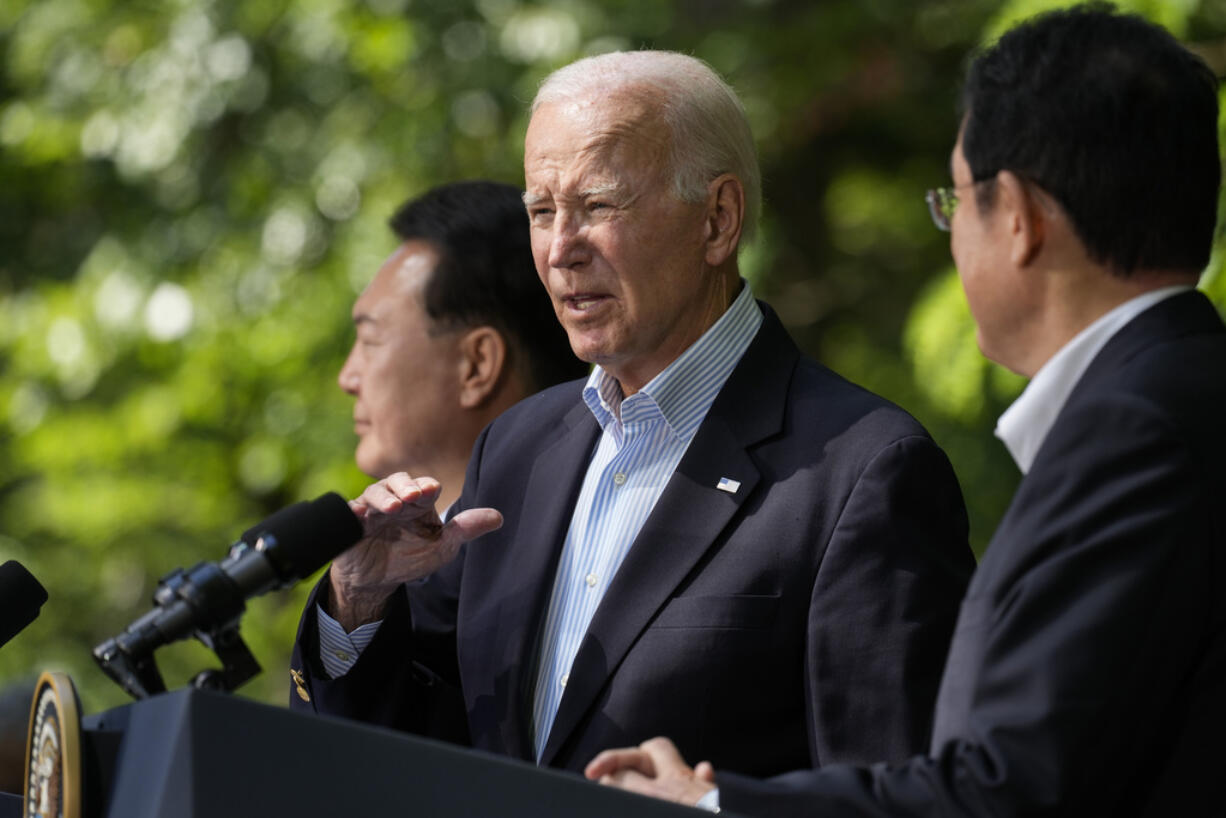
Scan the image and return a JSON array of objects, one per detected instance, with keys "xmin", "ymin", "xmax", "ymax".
[{"xmin": 93, "ymin": 559, "xmax": 263, "ymax": 700}]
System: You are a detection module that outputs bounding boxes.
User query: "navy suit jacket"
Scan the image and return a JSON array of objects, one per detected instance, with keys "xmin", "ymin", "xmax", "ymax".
[
  {"xmin": 291, "ymin": 306, "xmax": 974, "ymax": 777},
  {"xmin": 719, "ymin": 291, "xmax": 1226, "ymax": 815}
]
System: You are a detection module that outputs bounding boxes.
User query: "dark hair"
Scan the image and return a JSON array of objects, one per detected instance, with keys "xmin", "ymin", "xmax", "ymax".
[
  {"xmin": 961, "ymin": 2, "xmax": 1221, "ymax": 275},
  {"xmin": 389, "ymin": 180, "xmax": 588, "ymax": 391}
]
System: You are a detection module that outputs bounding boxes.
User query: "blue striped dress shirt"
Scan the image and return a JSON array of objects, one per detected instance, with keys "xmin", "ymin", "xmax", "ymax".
[{"xmin": 529, "ymin": 282, "xmax": 762, "ymax": 758}]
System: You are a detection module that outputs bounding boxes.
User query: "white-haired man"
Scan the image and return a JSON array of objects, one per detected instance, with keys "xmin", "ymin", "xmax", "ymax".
[
  {"xmin": 585, "ymin": 8, "xmax": 1226, "ymax": 816},
  {"xmin": 293, "ymin": 51, "xmax": 975, "ymax": 780}
]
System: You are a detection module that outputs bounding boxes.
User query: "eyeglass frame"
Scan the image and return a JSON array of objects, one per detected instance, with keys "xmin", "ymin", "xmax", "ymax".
[{"xmin": 924, "ymin": 181, "xmax": 988, "ymax": 232}]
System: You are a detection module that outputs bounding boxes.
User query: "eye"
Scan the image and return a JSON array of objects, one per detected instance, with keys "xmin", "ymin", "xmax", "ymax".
[{"xmin": 528, "ymin": 205, "xmax": 555, "ymax": 225}]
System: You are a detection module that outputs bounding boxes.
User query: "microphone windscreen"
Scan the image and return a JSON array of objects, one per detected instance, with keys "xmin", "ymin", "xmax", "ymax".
[
  {"xmin": 0, "ymin": 560, "xmax": 48, "ymax": 648},
  {"xmin": 239, "ymin": 499, "xmax": 308, "ymax": 547},
  {"xmin": 252, "ymin": 493, "xmax": 363, "ymax": 579}
]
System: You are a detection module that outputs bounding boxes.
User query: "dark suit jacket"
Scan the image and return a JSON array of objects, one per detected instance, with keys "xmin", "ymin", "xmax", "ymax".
[
  {"xmin": 719, "ymin": 291, "xmax": 1226, "ymax": 815},
  {"xmin": 291, "ymin": 306, "xmax": 974, "ymax": 778}
]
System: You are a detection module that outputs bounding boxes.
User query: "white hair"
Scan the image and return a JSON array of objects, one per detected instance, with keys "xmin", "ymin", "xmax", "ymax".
[{"xmin": 532, "ymin": 50, "xmax": 761, "ymax": 243}]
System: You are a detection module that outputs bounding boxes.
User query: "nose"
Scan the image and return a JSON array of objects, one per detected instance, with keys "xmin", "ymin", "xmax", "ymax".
[
  {"xmin": 547, "ymin": 211, "xmax": 590, "ymax": 270},
  {"xmin": 338, "ymin": 344, "xmax": 360, "ymax": 395}
]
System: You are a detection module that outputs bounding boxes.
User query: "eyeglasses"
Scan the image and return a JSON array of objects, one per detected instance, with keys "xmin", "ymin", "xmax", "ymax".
[
  {"xmin": 925, "ymin": 180, "xmax": 996, "ymax": 231},
  {"xmin": 924, "ymin": 187, "xmax": 959, "ymax": 232}
]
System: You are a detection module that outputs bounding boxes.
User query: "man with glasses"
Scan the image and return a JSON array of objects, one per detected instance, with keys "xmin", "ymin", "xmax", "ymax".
[{"xmin": 587, "ymin": 5, "xmax": 1226, "ymax": 815}]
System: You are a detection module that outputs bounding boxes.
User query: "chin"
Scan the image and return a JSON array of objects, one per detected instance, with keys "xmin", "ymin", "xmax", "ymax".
[
  {"xmin": 354, "ymin": 449, "xmax": 384, "ymax": 480},
  {"xmin": 566, "ymin": 332, "xmax": 623, "ymax": 366}
]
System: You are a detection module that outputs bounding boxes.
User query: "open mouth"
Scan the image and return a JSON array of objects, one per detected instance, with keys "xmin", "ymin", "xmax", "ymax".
[{"xmin": 564, "ymin": 294, "xmax": 610, "ymax": 312}]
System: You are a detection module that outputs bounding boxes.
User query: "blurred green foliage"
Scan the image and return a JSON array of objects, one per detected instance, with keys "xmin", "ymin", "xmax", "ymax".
[{"xmin": 1, "ymin": 0, "xmax": 1223, "ymax": 716}]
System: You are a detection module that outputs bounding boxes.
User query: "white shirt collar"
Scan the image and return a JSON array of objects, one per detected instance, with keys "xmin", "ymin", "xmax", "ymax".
[
  {"xmin": 995, "ymin": 285, "xmax": 1192, "ymax": 473},
  {"xmin": 581, "ymin": 280, "xmax": 762, "ymax": 440}
]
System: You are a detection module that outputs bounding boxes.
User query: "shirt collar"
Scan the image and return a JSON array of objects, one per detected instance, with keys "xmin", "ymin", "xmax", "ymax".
[
  {"xmin": 582, "ymin": 281, "xmax": 763, "ymax": 441},
  {"xmin": 995, "ymin": 285, "xmax": 1192, "ymax": 473}
]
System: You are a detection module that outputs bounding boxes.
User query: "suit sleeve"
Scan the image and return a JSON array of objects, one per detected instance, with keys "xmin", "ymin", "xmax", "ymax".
[
  {"xmin": 285, "ymin": 561, "xmax": 470, "ymax": 745},
  {"xmin": 804, "ymin": 434, "xmax": 974, "ymax": 767},
  {"xmin": 722, "ymin": 395, "xmax": 1217, "ymax": 817},
  {"xmin": 284, "ymin": 425, "xmax": 502, "ymax": 746}
]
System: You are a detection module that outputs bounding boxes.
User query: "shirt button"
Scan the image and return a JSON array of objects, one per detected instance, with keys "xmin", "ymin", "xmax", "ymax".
[
  {"xmin": 334, "ymin": 651, "xmax": 351, "ymax": 662},
  {"xmin": 585, "ymin": 573, "xmax": 598, "ymax": 588},
  {"xmin": 560, "ymin": 673, "xmax": 569, "ymax": 688},
  {"xmin": 613, "ymin": 472, "xmax": 627, "ymax": 486}
]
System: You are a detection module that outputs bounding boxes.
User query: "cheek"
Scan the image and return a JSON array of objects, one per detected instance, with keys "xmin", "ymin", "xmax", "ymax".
[
  {"xmin": 363, "ymin": 349, "xmax": 414, "ymax": 407},
  {"xmin": 530, "ymin": 232, "xmax": 553, "ymax": 274}
]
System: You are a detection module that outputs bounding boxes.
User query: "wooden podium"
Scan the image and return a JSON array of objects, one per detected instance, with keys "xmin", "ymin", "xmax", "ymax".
[{"xmin": 40, "ymin": 685, "xmax": 714, "ymax": 817}]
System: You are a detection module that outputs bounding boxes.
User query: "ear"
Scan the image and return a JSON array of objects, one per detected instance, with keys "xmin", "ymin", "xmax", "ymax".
[
  {"xmin": 457, "ymin": 326, "xmax": 508, "ymax": 410},
  {"xmin": 703, "ymin": 174, "xmax": 745, "ymax": 267},
  {"xmin": 996, "ymin": 170, "xmax": 1046, "ymax": 267}
]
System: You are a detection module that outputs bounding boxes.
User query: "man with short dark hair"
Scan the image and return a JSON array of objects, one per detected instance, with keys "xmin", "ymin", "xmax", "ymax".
[
  {"xmin": 586, "ymin": 6, "xmax": 1226, "ymax": 815},
  {"xmin": 295, "ymin": 180, "xmax": 587, "ymax": 683},
  {"xmin": 335, "ymin": 180, "xmax": 587, "ymax": 504},
  {"xmin": 293, "ymin": 51, "xmax": 975, "ymax": 780}
]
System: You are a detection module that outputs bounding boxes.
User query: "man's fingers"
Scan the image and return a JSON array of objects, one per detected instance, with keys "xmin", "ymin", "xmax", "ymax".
[
  {"xmin": 386, "ymin": 472, "xmax": 441, "ymax": 502},
  {"xmin": 599, "ymin": 769, "xmax": 658, "ymax": 796},
  {"xmin": 597, "ymin": 768, "xmax": 711, "ymax": 807},
  {"xmin": 358, "ymin": 480, "xmax": 409, "ymax": 514},
  {"xmin": 356, "ymin": 473, "xmax": 445, "ymax": 516},
  {"xmin": 446, "ymin": 508, "xmax": 503, "ymax": 543},
  {"xmin": 639, "ymin": 736, "xmax": 686, "ymax": 769},
  {"xmin": 584, "ymin": 748, "xmax": 656, "ymax": 780},
  {"xmin": 694, "ymin": 761, "xmax": 716, "ymax": 784}
]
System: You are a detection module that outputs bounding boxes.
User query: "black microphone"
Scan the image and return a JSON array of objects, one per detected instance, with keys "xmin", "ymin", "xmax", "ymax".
[
  {"xmin": 0, "ymin": 560, "xmax": 48, "ymax": 649},
  {"xmin": 93, "ymin": 492, "xmax": 362, "ymax": 697}
]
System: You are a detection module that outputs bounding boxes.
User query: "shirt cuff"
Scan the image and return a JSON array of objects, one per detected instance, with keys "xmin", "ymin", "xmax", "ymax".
[
  {"xmin": 316, "ymin": 603, "xmax": 382, "ymax": 678},
  {"xmin": 695, "ymin": 787, "xmax": 720, "ymax": 812}
]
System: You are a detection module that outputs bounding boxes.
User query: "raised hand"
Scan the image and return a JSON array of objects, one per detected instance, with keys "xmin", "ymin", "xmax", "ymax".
[{"xmin": 327, "ymin": 472, "xmax": 502, "ymax": 630}]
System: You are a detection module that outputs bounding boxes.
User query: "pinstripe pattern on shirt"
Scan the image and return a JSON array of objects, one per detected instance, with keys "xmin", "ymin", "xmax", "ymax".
[
  {"xmin": 318, "ymin": 607, "xmax": 379, "ymax": 677},
  {"xmin": 530, "ymin": 282, "xmax": 763, "ymax": 758}
]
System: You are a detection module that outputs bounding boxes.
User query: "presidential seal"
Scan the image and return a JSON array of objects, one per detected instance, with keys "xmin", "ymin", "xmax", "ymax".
[{"xmin": 24, "ymin": 672, "xmax": 81, "ymax": 818}]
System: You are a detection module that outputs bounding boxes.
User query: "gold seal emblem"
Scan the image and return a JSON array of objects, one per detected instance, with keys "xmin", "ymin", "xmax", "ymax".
[
  {"xmin": 290, "ymin": 668, "xmax": 311, "ymax": 703},
  {"xmin": 24, "ymin": 672, "xmax": 81, "ymax": 818}
]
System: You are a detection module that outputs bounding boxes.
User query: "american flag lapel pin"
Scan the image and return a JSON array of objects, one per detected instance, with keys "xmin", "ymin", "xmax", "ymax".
[{"xmin": 716, "ymin": 477, "xmax": 741, "ymax": 494}]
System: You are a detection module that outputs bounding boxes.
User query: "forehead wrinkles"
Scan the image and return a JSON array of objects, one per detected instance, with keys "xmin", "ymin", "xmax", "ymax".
[{"xmin": 528, "ymin": 91, "xmax": 672, "ymax": 197}]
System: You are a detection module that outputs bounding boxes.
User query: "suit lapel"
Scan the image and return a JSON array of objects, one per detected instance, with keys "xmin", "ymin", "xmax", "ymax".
[
  {"xmin": 1071, "ymin": 290, "xmax": 1223, "ymax": 397},
  {"xmin": 981, "ymin": 290, "xmax": 1224, "ymax": 589},
  {"xmin": 539, "ymin": 307, "xmax": 798, "ymax": 765},
  {"xmin": 1021, "ymin": 290, "xmax": 1224, "ymax": 487},
  {"xmin": 490, "ymin": 401, "xmax": 599, "ymax": 760}
]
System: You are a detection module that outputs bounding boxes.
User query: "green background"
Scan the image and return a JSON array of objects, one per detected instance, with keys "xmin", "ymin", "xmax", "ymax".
[{"xmin": 1, "ymin": 0, "xmax": 1224, "ymax": 715}]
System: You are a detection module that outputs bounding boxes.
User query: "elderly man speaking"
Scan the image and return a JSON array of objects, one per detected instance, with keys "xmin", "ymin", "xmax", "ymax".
[{"xmin": 292, "ymin": 50, "xmax": 974, "ymax": 779}]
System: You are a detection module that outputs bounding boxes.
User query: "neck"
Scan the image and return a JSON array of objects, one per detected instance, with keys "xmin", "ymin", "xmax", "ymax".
[
  {"xmin": 612, "ymin": 267, "xmax": 741, "ymax": 396},
  {"xmin": 425, "ymin": 457, "xmax": 468, "ymax": 515},
  {"xmin": 1011, "ymin": 267, "xmax": 1195, "ymax": 377},
  {"xmin": 433, "ymin": 390, "xmax": 528, "ymax": 510}
]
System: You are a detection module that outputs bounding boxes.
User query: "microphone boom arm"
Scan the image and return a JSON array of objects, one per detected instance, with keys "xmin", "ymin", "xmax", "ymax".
[{"xmin": 92, "ymin": 493, "xmax": 361, "ymax": 700}]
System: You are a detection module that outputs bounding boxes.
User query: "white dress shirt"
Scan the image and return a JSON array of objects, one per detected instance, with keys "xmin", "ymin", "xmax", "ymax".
[{"xmin": 995, "ymin": 286, "xmax": 1192, "ymax": 473}]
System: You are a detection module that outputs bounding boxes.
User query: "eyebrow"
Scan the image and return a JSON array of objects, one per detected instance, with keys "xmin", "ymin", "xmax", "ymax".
[
  {"xmin": 579, "ymin": 183, "xmax": 623, "ymax": 199},
  {"xmin": 522, "ymin": 183, "xmax": 626, "ymax": 208}
]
